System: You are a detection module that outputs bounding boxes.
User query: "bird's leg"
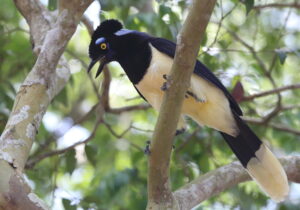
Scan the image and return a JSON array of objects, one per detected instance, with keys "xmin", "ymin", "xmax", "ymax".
[
  {"xmin": 185, "ymin": 90, "xmax": 206, "ymax": 103},
  {"xmin": 161, "ymin": 74, "xmax": 172, "ymax": 91},
  {"xmin": 161, "ymin": 74, "xmax": 205, "ymax": 103}
]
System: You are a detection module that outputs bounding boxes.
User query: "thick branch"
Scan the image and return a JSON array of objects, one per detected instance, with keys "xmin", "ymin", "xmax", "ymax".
[
  {"xmin": 13, "ymin": 0, "xmax": 51, "ymax": 54},
  {"xmin": 147, "ymin": 0, "xmax": 216, "ymax": 209},
  {"xmin": 0, "ymin": 0, "xmax": 93, "ymax": 209},
  {"xmin": 174, "ymin": 156, "xmax": 300, "ymax": 210}
]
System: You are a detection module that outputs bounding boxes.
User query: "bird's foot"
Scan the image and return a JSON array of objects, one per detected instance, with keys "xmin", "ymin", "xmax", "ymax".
[
  {"xmin": 144, "ymin": 139, "xmax": 176, "ymax": 154},
  {"xmin": 161, "ymin": 74, "xmax": 172, "ymax": 91},
  {"xmin": 175, "ymin": 128, "xmax": 186, "ymax": 136},
  {"xmin": 163, "ymin": 74, "xmax": 170, "ymax": 80},
  {"xmin": 144, "ymin": 140, "xmax": 151, "ymax": 155}
]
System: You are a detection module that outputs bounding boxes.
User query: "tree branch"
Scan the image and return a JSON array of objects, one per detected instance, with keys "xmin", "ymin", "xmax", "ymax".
[
  {"xmin": 225, "ymin": 26, "xmax": 285, "ymax": 123},
  {"xmin": 174, "ymin": 156, "xmax": 300, "ymax": 210},
  {"xmin": 26, "ymin": 118, "xmax": 103, "ymax": 169},
  {"xmin": 254, "ymin": 3, "xmax": 300, "ymax": 10},
  {"xmin": 107, "ymin": 104, "xmax": 151, "ymax": 114},
  {"xmin": 243, "ymin": 116, "xmax": 300, "ymax": 136},
  {"xmin": 242, "ymin": 83, "xmax": 300, "ymax": 101},
  {"xmin": 81, "ymin": 15, "xmax": 94, "ymax": 36},
  {"xmin": 0, "ymin": 0, "xmax": 93, "ymax": 209},
  {"xmin": 147, "ymin": 0, "xmax": 217, "ymax": 209},
  {"xmin": 269, "ymin": 123, "xmax": 300, "ymax": 136}
]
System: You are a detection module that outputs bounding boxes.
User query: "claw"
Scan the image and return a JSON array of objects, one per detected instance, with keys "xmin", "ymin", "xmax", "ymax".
[
  {"xmin": 163, "ymin": 74, "xmax": 169, "ymax": 80},
  {"xmin": 186, "ymin": 91, "xmax": 205, "ymax": 103},
  {"xmin": 175, "ymin": 128, "xmax": 186, "ymax": 136},
  {"xmin": 161, "ymin": 74, "xmax": 172, "ymax": 91},
  {"xmin": 144, "ymin": 140, "xmax": 151, "ymax": 155},
  {"xmin": 161, "ymin": 82, "xmax": 170, "ymax": 91}
]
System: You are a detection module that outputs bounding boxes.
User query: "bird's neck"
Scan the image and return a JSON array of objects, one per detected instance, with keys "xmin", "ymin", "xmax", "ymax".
[{"xmin": 114, "ymin": 34, "xmax": 152, "ymax": 84}]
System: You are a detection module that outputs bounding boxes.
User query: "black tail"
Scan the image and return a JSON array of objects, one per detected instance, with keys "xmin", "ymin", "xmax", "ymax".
[
  {"xmin": 220, "ymin": 113, "xmax": 289, "ymax": 202},
  {"xmin": 220, "ymin": 113, "xmax": 261, "ymax": 168}
]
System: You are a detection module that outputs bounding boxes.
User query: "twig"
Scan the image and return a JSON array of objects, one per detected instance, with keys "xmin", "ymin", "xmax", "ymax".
[
  {"xmin": 269, "ymin": 123, "xmax": 300, "ymax": 136},
  {"xmin": 174, "ymin": 128, "xmax": 201, "ymax": 154},
  {"xmin": 127, "ymin": 141, "xmax": 144, "ymax": 152},
  {"xmin": 100, "ymin": 67, "xmax": 111, "ymax": 110},
  {"xmin": 131, "ymin": 126, "xmax": 154, "ymax": 133},
  {"xmin": 34, "ymin": 102, "xmax": 99, "ymax": 155},
  {"xmin": 65, "ymin": 49, "xmax": 102, "ymax": 99},
  {"xmin": 226, "ymin": 28, "xmax": 269, "ymax": 73},
  {"xmin": 103, "ymin": 121, "xmax": 132, "ymax": 139},
  {"xmin": 243, "ymin": 116, "xmax": 300, "ymax": 136},
  {"xmin": 1, "ymin": 27, "xmax": 29, "ymax": 35},
  {"xmin": 225, "ymin": 26, "xmax": 283, "ymax": 122},
  {"xmin": 261, "ymin": 7, "xmax": 293, "ymax": 123},
  {"xmin": 204, "ymin": 47, "xmax": 297, "ymax": 54},
  {"xmin": 224, "ymin": 7, "xmax": 297, "ymax": 123},
  {"xmin": 254, "ymin": 3, "xmax": 300, "ymax": 10},
  {"xmin": 102, "ymin": 121, "xmax": 144, "ymax": 152},
  {"xmin": 241, "ymin": 83, "xmax": 300, "ymax": 101},
  {"xmin": 26, "ymin": 118, "xmax": 102, "ymax": 169},
  {"xmin": 281, "ymin": 104, "xmax": 300, "ymax": 111},
  {"xmin": 205, "ymin": 2, "xmax": 237, "ymax": 50},
  {"xmin": 107, "ymin": 104, "xmax": 151, "ymax": 114}
]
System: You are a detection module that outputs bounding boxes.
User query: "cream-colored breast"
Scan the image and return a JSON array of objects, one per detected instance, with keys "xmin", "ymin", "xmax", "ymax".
[
  {"xmin": 135, "ymin": 44, "xmax": 237, "ymax": 135},
  {"xmin": 135, "ymin": 45, "xmax": 172, "ymax": 110}
]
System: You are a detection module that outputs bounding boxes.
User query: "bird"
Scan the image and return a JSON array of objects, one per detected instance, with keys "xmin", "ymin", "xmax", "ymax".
[{"xmin": 87, "ymin": 19, "xmax": 289, "ymax": 202}]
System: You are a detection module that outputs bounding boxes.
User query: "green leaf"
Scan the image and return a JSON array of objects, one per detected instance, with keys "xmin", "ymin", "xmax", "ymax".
[
  {"xmin": 48, "ymin": 0, "xmax": 57, "ymax": 11},
  {"xmin": 243, "ymin": 0, "xmax": 254, "ymax": 15},
  {"xmin": 62, "ymin": 198, "xmax": 76, "ymax": 210},
  {"xmin": 54, "ymin": 87, "xmax": 68, "ymax": 107},
  {"xmin": 276, "ymin": 50, "xmax": 287, "ymax": 65},
  {"xmin": 65, "ymin": 149, "xmax": 76, "ymax": 174},
  {"xmin": 4, "ymin": 81, "xmax": 16, "ymax": 95},
  {"xmin": 159, "ymin": 5, "xmax": 172, "ymax": 17},
  {"xmin": 200, "ymin": 32, "xmax": 208, "ymax": 46},
  {"xmin": 85, "ymin": 144, "xmax": 98, "ymax": 166}
]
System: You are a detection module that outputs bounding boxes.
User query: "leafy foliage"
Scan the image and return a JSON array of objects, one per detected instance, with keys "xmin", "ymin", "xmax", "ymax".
[{"xmin": 1, "ymin": 0, "xmax": 300, "ymax": 209}]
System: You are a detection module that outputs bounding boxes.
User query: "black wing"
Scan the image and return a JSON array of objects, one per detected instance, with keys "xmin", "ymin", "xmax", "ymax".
[{"xmin": 149, "ymin": 37, "xmax": 243, "ymax": 116}]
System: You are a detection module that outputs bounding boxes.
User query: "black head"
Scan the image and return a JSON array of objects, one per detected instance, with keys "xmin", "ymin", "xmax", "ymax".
[{"xmin": 88, "ymin": 19, "xmax": 125, "ymax": 77}]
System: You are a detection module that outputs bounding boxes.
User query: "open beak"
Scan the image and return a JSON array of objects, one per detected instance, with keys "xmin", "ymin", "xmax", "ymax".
[{"xmin": 87, "ymin": 56, "xmax": 108, "ymax": 78}]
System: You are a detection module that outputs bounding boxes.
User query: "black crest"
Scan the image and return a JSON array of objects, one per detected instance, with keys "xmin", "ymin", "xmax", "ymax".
[{"xmin": 92, "ymin": 19, "xmax": 123, "ymax": 39}]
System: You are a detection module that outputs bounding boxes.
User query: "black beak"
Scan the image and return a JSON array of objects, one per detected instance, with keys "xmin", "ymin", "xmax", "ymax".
[{"xmin": 87, "ymin": 56, "xmax": 108, "ymax": 78}]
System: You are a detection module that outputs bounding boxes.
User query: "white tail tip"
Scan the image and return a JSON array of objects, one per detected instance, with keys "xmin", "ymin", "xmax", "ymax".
[{"xmin": 246, "ymin": 144, "xmax": 289, "ymax": 202}]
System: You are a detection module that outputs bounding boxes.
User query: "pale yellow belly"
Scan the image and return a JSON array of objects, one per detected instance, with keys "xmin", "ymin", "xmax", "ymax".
[{"xmin": 135, "ymin": 45, "xmax": 238, "ymax": 136}]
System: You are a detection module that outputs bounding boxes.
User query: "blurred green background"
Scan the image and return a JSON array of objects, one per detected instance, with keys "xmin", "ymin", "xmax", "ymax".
[{"xmin": 1, "ymin": 0, "xmax": 300, "ymax": 209}]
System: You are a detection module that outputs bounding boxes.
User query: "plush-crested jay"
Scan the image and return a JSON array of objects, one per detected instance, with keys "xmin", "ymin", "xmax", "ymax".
[{"xmin": 88, "ymin": 19, "xmax": 289, "ymax": 201}]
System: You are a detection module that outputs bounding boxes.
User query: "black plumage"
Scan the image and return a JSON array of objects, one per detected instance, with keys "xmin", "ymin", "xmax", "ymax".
[{"xmin": 87, "ymin": 19, "xmax": 289, "ymax": 201}]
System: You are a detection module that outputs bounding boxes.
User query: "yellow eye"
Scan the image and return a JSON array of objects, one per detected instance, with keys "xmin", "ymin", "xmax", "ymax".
[{"xmin": 100, "ymin": 43, "xmax": 107, "ymax": 50}]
